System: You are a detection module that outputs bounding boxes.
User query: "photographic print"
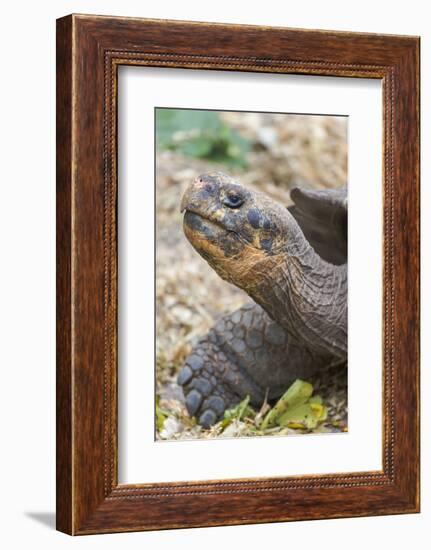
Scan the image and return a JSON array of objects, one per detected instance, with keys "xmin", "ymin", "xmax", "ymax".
[
  {"xmin": 119, "ymin": 67, "xmax": 381, "ymax": 481},
  {"xmin": 155, "ymin": 108, "xmax": 348, "ymax": 441},
  {"xmin": 56, "ymin": 16, "xmax": 420, "ymax": 533}
]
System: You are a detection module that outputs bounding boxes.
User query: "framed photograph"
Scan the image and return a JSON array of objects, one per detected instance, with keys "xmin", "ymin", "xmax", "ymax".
[{"xmin": 56, "ymin": 14, "xmax": 420, "ymax": 534}]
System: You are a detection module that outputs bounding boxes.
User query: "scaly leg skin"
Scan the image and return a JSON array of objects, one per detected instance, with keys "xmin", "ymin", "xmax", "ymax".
[{"xmin": 177, "ymin": 302, "xmax": 328, "ymax": 428}]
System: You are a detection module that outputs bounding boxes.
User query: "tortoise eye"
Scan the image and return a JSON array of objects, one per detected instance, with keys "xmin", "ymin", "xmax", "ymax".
[{"xmin": 223, "ymin": 193, "xmax": 244, "ymax": 209}]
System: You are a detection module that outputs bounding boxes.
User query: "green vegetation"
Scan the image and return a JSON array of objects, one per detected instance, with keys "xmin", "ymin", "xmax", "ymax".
[
  {"xmin": 260, "ymin": 380, "xmax": 327, "ymax": 430},
  {"xmin": 156, "ymin": 109, "xmax": 251, "ymax": 168},
  {"xmin": 219, "ymin": 380, "xmax": 328, "ymax": 435},
  {"xmin": 213, "ymin": 379, "xmax": 327, "ymax": 435},
  {"xmin": 155, "ymin": 395, "xmax": 170, "ymax": 432},
  {"xmin": 221, "ymin": 395, "xmax": 254, "ymax": 429},
  {"xmin": 156, "ymin": 380, "xmax": 329, "ymax": 440}
]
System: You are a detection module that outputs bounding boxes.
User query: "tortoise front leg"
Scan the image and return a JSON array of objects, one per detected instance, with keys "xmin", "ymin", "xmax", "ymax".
[
  {"xmin": 178, "ymin": 302, "xmax": 324, "ymax": 428},
  {"xmin": 178, "ymin": 334, "xmax": 265, "ymax": 428}
]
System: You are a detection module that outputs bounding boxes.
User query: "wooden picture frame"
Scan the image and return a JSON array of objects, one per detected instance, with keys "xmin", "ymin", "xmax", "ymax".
[{"xmin": 56, "ymin": 14, "xmax": 420, "ymax": 534}]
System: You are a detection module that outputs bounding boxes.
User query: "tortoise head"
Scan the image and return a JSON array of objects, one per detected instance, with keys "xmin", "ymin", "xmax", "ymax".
[{"xmin": 181, "ymin": 172, "xmax": 301, "ymax": 289}]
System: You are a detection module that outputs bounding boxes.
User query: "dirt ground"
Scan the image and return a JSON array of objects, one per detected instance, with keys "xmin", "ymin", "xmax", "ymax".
[{"xmin": 155, "ymin": 112, "xmax": 348, "ymax": 441}]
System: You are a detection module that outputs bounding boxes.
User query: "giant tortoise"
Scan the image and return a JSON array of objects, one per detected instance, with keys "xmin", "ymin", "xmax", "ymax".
[{"xmin": 177, "ymin": 172, "xmax": 347, "ymax": 428}]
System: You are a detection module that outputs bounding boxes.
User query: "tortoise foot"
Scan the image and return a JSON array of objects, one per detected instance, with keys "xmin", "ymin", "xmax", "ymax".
[
  {"xmin": 178, "ymin": 303, "xmax": 326, "ymax": 428},
  {"xmin": 177, "ymin": 341, "xmax": 243, "ymax": 428}
]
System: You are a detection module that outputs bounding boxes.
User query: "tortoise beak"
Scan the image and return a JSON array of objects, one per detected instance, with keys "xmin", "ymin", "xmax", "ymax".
[
  {"xmin": 180, "ymin": 175, "xmax": 217, "ymax": 214},
  {"xmin": 180, "ymin": 184, "xmax": 193, "ymax": 213}
]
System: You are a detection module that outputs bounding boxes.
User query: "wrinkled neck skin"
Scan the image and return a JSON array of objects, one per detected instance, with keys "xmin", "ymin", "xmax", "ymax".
[
  {"xmin": 181, "ymin": 173, "xmax": 347, "ymax": 361},
  {"xmin": 244, "ymin": 228, "xmax": 347, "ymax": 361}
]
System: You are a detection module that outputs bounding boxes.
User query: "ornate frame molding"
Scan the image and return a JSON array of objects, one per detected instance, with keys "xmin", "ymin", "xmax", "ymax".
[{"xmin": 57, "ymin": 15, "xmax": 419, "ymax": 534}]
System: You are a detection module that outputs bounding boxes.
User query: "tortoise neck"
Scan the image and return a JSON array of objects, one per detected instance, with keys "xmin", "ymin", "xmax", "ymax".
[{"xmin": 252, "ymin": 236, "xmax": 347, "ymax": 360}]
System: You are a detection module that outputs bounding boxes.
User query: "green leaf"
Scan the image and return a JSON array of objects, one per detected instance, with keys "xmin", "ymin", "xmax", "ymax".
[
  {"xmin": 179, "ymin": 138, "xmax": 213, "ymax": 158},
  {"xmin": 221, "ymin": 395, "xmax": 254, "ymax": 429},
  {"xmin": 260, "ymin": 380, "xmax": 313, "ymax": 430},
  {"xmin": 277, "ymin": 400, "xmax": 328, "ymax": 430},
  {"xmin": 155, "ymin": 108, "xmax": 250, "ymax": 167},
  {"xmin": 259, "ymin": 380, "xmax": 328, "ymax": 431},
  {"xmin": 155, "ymin": 395, "xmax": 170, "ymax": 432}
]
